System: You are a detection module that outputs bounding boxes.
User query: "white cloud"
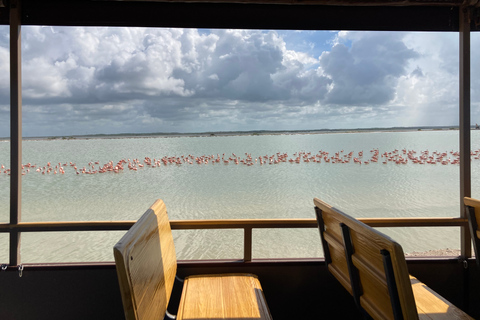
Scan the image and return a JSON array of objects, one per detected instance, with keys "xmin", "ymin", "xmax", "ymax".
[
  {"xmin": 393, "ymin": 32, "xmax": 460, "ymax": 126},
  {"xmin": 0, "ymin": 26, "xmax": 473, "ymax": 136}
]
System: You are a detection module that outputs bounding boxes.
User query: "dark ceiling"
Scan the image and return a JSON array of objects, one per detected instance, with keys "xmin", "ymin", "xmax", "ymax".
[{"xmin": 0, "ymin": 0, "xmax": 478, "ymax": 31}]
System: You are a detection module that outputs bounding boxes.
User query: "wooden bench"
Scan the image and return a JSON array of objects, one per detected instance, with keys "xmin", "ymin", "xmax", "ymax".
[
  {"xmin": 464, "ymin": 197, "xmax": 480, "ymax": 265},
  {"xmin": 314, "ymin": 197, "xmax": 473, "ymax": 320},
  {"xmin": 114, "ymin": 199, "xmax": 272, "ymax": 320}
]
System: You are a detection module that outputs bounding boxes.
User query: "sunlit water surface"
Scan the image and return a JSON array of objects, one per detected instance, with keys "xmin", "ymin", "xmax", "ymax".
[{"xmin": 1, "ymin": 130, "xmax": 480, "ymax": 262}]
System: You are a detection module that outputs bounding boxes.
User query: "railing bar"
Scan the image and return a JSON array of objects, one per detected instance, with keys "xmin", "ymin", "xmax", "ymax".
[
  {"xmin": 170, "ymin": 220, "xmax": 318, "ymax": 229},
  {"xmin": 0, "ymin": 222, "xmax": 136, "ymax": 232},
  {"xmin": 0, "ymin": 217, "xmax": 469, "ymax": 233}
]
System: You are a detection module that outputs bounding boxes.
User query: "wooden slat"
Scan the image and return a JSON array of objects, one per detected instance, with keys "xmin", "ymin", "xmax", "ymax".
[
  {"xmin": 352, "ymin": 254, "xmax": 386, "ymax": 289},
  {"xmin": 114, "ymin": 200, "xmax": 177, "ymax": 320},
  {"xmin": 328, "ymin": 263, "xmax": 352, "ymax": 295},
  {"xmin": 410, "ymin": 276, "xmax": 473, "ymax": 319},
  {"xmin": 360, "ymin": 217, "xmax": 467, "ymax": 228},
  {"xmin": 177, "ymin": 274, "xmax": 272, "ymax": 320},
  {"xmin": 323, "ymin": 231, "xmax": 344, "ymax": 251},
  {"xmin": 464, "ymin": 197, "xmax": 480, "ymax": 208}
]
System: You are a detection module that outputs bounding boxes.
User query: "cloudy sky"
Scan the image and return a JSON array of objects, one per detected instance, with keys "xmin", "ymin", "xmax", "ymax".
[{"xmin": 0, "ymin": 26, "xmax": 478, "ymax": 137}]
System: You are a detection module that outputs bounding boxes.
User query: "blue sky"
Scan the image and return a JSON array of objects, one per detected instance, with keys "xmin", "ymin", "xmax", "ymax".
[{"xmin": 0, "ymin": 27, "xmax": 478, "ymax": 137}]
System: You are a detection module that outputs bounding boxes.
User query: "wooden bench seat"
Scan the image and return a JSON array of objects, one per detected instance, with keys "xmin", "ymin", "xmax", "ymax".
[
  {"xmin": 177, "ymin": 274, "xmax": 271, "ymax": 319},
  {"xmin": 114, "ymin": 199, "xmax": 272, "ymax": 320},
  {"xmin": 314, "ymin": 197, "xmax": 473, "ymax": 320}
]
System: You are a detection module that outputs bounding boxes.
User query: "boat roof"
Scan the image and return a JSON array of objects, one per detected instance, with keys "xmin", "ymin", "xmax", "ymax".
[
  {"xmin": 0, "ymin": 0, "xmax": 477, "ymax": 267},
  {"xmin": 0, "ymin": 0, "xmax": 479, "ymax": 31}
]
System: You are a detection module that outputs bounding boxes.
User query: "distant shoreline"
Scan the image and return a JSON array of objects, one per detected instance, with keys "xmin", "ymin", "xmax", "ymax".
[
  {"xmin": 0, "ymin": 125, "xmax": 468, "ymax": 142},
  {"xmin": 405, "ymin": 248, "xmax": 462, "ymax": 257}
]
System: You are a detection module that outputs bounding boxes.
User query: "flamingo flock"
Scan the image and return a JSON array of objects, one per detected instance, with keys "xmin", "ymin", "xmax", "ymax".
[{"xmin": 0, "ymin": 148, "xmax": 478, "ymax": 176}]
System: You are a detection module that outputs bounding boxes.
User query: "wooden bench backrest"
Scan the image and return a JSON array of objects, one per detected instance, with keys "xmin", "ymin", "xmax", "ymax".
[
  {"xmin": 464, "ymin": 197, "xmax": 480, "ymax": 264},
  {"xmin": 314, "ymin": 199, "xmax": 353, "ymax": 295},
  {"xmin": 314, "ymin": 198, "xmax": 418, "ymax": 320},
  {"xmin": 114, "ymin": 199, "xmax": 177, "ymax": 320}
]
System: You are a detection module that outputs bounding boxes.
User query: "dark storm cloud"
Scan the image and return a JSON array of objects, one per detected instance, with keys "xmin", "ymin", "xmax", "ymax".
[{"xmin": 320, "ymin": 33, "xmax": 419, "ymax": 106}]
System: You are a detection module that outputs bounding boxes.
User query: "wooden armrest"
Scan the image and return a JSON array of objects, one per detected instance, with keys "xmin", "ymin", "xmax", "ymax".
[{"xmin": 176, "ymin": 273, "xmax": 272, "ymax": 320}]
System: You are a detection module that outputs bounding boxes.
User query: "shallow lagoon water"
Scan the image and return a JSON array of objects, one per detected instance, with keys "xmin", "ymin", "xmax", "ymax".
[{"xmin": 1, "ymin": 130, "xmax": 479, "ymax": 262}]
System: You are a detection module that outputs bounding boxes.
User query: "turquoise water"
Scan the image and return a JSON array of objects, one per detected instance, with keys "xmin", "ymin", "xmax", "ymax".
[{"xmin": 1, "ymin": 130, "xmax": 480, "ymax": 262}]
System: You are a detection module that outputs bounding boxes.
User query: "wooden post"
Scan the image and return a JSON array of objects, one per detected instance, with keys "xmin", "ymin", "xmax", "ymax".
[
  {"xmin": 9, "ymin": 0, "xmax": 22, "ymax": 266},
  {"xmin": 244, "ymin": 227, "xmax": 252, "ymax": 262},
  {"xmin": 459, "ymin": 6, "xmax": 472, "ymax": 258}
]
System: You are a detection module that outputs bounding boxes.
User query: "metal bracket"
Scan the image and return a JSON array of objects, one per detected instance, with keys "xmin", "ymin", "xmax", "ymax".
[
  {"xmin": 315, "ymin": 207, "xmax": 332, "ymax": 265},
  {"xmin": 340, "ymin": 223, "xmax": 362, "ymax": 310},
  {"xmin": 18, "ymin": 264, "xmax": 23, "ymax": 277},
  {"xmin": 1, "ymin": 264, "xmax": 7, "ymax": 271},
  {"xmin": 381, "ymin": 249, "xmax": 403, "ymax": 320},
  {"xmin": 466, "ymin": 205, "xmax": 480, "ymax": 265}
]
